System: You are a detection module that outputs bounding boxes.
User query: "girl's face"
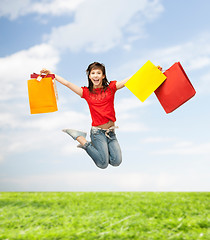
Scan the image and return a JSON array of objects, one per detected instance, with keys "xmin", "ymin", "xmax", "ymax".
[{"xmin": 89, "ymin": 68, "xmax": 105, "ymax": 88}]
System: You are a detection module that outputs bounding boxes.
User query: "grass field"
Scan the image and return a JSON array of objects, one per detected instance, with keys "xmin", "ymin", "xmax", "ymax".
[{"xmin": 0, "ymin": 192, "xmax": 209, "ymax": 240}]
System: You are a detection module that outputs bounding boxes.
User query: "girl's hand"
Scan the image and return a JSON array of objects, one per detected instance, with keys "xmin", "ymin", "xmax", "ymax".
[
  {"xmin": 40, "ymin": 68, "xmax": 52, "ymax": 75},
  {"xmin": 157, "ymin": 65, "xmax": 163, "ymax": 71}
]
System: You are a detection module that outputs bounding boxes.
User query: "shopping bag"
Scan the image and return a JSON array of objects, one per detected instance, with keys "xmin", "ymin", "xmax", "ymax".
[
  {"xmin": 125, "ymin": 60, "xmax": 167, "ymax": 102},
  {"xmin": 30, "ymin": 73, "xmax": 58, "ymax": 100},
  {"xmin": 154, "ymin": 62, "xmax": 196, "ymax": 113},
  {"xmin": 27, "ymin": 74, "xmax": 58, "ymax": 114}
]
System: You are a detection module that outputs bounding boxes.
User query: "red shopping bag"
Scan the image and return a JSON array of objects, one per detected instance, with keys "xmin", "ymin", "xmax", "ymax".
[{"xmin": 154, "ymin": 62, "xmax": 196, "ymax": 113}]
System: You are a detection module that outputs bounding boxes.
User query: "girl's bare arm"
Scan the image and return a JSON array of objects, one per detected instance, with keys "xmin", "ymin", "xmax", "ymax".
[
  {"xmin": 40, "ymin": 68, "xmax": 83, "ymax": 97},
  {"xmin": 116, "ymin": 77, "xmax": 131, "ymax": 90},
  {"xmin": 116, "ymin": 66, "xmax": 162, "ymax": 90}
]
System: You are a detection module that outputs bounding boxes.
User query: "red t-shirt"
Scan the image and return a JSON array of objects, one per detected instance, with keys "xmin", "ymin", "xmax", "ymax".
[{"xmin": 81, "ymin": 81, "xmax": 117, "ymax": 126}]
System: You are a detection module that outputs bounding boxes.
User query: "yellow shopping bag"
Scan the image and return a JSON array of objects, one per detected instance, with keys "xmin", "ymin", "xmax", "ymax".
[
  {"xmin": 27, "ymin": 75, "xmax": 58, "ymax": 114},
  {"xmin": 125, "ymin": 60, "xmax": 167, "ymax": 102}
]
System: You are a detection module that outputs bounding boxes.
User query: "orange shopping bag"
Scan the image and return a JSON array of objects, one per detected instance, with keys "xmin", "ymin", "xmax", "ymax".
[{"xmin": 27, "ymin": 74, "xmax": 58, "ymax": 114}]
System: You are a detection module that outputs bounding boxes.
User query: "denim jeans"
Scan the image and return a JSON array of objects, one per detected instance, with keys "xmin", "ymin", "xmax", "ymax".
[{"xmin": 82, "ymin": 127, "xmax": 122, "ymax": 169}]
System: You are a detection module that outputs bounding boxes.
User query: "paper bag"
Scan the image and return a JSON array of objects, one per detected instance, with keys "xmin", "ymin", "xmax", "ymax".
[
  {"xmin": 125, "ymin": 60, "xmax": 166, "ymax": 102},
  {"xmin": 155, "ymin": 62, "xmax": 196, "ymax": 113},
  {"xmin": 27, "ymin": 75, "xmax": 58, "ymax": 114}
]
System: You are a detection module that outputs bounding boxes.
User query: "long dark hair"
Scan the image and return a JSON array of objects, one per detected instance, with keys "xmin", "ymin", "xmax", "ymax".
[{"xmin": 86, "ymin": 62, "xmax": 109, "ymax": 93}]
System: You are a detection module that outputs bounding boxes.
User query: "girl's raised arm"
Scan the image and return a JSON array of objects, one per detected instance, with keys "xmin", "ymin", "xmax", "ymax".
[
  {"xmin": 116, "ymin": 65, "xmax": 163, "ymax": 90},
  {"xmin": 40, "ymin": 68, "xmax": 83, "ymax": 97},
  {"xmin": 116, "ymin": 77, "xmax": 131, "ymax": 90}
]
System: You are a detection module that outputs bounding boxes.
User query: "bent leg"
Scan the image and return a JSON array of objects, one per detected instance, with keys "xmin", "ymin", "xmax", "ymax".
[
  {"xmin": 108, "ymin": 131, "xmax": 122, "ymax": 167},
  {"xmin": 77, "ymin": 136, "xmax": 87, "ymax": 146},
  {"xmin": 83, "ymin": 129, "xmax": 109, "ymax": 169}
]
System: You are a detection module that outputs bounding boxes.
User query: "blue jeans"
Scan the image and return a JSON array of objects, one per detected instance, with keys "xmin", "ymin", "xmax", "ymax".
[{"xmin": 82, "ymin": 127, "xmax": 122, "ymax": 169}]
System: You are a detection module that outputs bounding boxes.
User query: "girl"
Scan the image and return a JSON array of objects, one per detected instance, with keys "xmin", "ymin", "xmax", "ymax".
[
  {"xmin": 41, "ymin": 62, "xmax": 127, "ymax": 169},
  {"xmin": 41, "ymin": 62, "xmax": 161, "ymax": 169}
]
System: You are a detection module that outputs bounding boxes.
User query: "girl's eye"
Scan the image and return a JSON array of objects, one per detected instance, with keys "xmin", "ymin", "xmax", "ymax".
[{"xmin": 90, "ymin": 70, "xmax": 102, "ymax": 75}]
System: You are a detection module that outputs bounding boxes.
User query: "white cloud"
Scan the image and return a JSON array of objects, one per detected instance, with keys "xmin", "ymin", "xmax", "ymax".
[
  {"xmin": 0, "ymin": 155, "xmax": 4, "ymax": 163},
  {"xmin": 143, "ymin": 137, "xmax": 175, "ymax": 143},
  {"xmin": 119, "ymin": 122, "xmax": 149, "ymax": 132},
  {"xmin": 150, "ymin": 32, "xmax": 210, "ymax": 72},
  {"xmin": 199, "ymin": 70, "xmax": 210, "ymax": 94},
  {"xmin": 114, "ymin": 32, "xmax": 210, "ymax": 94},
  {"xmin": 0, "ymin": 0, "xmax": 86, "ymax": 20},
  {"xmin": 0, "ymin": 108, "xmax": 90, "ymax": 161},
  {"xmin": 154, "ymin": 141, "xmax": 210, "ymax": 155},
  {"xmin": 0, "ymin": 109, "xmax": 89, "ymax": 132},
  {"xmin": 48, "ymin": 0, "xmax": 164, "ymax": 53},
  {"xmin": 22, "ymin": 111, "xmax": 89, "ymax": 131},
  {"xmin": 30, "ymin": 0, "xmax": 86, "ymax": 16},
  {"xmin": 118, "ymin": 33, "xmax": 210, "ymax": 76},
  {"xmin": 114, "ymin": 97, "xmax": 152, "ymax": 132},
  {"xmin": 1, "ymin": 0, "xmax": 164, "ymax": 54},
  {"xmin": 0, "ymin": 43, "xmax": 59, "ymax": 101},
  {"xmin": 115, "ymin": 97, "xmax": 151, "ymax": 113},
  {"xmin": 1, "ymin": 170, "xmax": 209, "ymax": 191},
  {"xmin": 0, "ymin": 0, "xmax": 30, "ymax": 20}
]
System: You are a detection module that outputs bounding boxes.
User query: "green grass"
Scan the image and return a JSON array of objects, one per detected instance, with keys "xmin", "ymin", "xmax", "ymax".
[{"xmin": 0, "ymin": 192, "xmax": 209, "ymax": 240}]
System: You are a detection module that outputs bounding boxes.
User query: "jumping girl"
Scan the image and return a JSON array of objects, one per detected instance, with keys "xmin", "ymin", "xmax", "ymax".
[{"xmin": 40, "ymin": 62, "xmax": 161, "ymax": 169}]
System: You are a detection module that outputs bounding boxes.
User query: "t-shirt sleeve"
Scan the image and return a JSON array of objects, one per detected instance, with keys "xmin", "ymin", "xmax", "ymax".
[
  {"xmin": 81, "ymin": 86, "xmax": 88, "ymax": 99},
  {"xmin": 109, "ymin": 81, "xmax": 117, "ymax": 92}
]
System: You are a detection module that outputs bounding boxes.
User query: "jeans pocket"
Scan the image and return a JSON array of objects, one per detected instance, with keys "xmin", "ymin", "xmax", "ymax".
[
  {"xmin": 91, "ymin": 128, "xmax": 99, "ymax": 135},
  {"xmin": 91, "ymin": 128, "xmax": 100, "ymax": 141},
  {"xmin": 109, "ymin": 131, "xmax": 116, "ymax": 139}
]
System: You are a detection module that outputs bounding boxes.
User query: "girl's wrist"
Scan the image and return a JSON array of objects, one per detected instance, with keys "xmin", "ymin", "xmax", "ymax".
[{"xmin": 54, "ymin": 74, "xmax": 60, "ymax": 81}]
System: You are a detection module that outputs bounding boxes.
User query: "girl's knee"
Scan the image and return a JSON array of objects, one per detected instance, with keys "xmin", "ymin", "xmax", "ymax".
[
  {"xmin": 94, "ymin": 155, "xmax": 109, "ymax": 169},
  {"xmin": 96, "ymin": 162, "xmax": 109, "ymax": 169},
  {"xmin": 110, "ymin": 156, "xmax": 122, "ymax": 167}
]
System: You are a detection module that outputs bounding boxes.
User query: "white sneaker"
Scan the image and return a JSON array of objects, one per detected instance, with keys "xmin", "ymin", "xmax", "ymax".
[
  {"xmin": 77, "ymin": 144, "xmax": 84, "ymax": 149},
  {"xmin": 62, "ymin": 129, "xmax": 87, "ymax": 140}
]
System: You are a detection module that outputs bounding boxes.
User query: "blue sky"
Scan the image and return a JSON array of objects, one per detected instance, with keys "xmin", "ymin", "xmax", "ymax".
[{"xmin": 0, "ymin": 0, "xmax": 210, "ymax": 191}]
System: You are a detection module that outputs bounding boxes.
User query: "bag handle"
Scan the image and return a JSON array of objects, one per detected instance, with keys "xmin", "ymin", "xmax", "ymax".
[
  {"xmin": 42, "ymin": 73, "xmax": 49, "ymax": 78},
  {"xmin": 36, "ymin": 73, "xmax": 48, "ymax": 81}
]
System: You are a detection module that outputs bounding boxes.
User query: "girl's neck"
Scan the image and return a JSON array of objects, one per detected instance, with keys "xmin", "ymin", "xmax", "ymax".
[{"xmin": 93, "ymin": 83, "xmax": 103, "ymax": 89}]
